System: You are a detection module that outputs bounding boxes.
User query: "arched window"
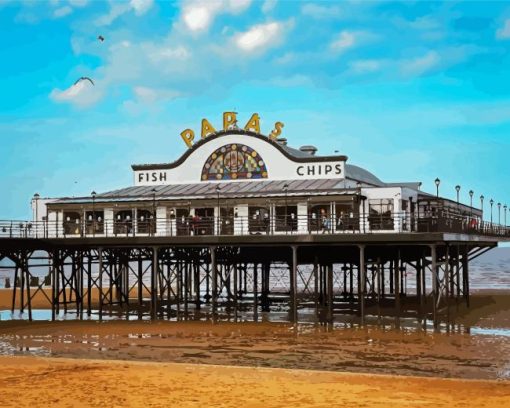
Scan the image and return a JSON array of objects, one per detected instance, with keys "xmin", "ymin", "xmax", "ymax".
[{"xmin": 201, "ymin": 144, "xmax": 268, "ymax": 181}]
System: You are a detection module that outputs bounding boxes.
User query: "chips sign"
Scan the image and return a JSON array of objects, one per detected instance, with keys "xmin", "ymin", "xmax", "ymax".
[{"xmin": 180, "ymin": 112, "xmax": 284, "ymax": 148}]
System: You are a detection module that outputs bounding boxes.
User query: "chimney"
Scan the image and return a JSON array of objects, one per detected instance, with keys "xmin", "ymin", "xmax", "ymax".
[{"xmin": 299, "ymin": 145, "xmax": 318, "ymax": 156}]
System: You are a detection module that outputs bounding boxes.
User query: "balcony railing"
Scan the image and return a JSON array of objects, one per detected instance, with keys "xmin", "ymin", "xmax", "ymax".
[{"xmin": 1, "ymin": 212, "xmax": 509, "ymax": 239}]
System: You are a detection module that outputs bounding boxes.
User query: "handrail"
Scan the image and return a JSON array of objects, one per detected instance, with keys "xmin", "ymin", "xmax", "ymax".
[{"xmin": 1, "ymin": 212, "xmax": 509, "ymax": 239}]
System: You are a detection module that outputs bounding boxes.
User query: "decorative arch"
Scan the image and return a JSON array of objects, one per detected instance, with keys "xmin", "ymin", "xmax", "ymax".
[{"xmin": 201, "ymin": 143, "xmax": 268, "ymax": 181}]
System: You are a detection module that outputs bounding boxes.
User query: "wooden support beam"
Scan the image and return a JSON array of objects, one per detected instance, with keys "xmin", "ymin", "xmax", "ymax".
[
  {"xmin": 290, "ymin": 245, "xmax": 298, "ymax": 323},
  {"xmin": 151, "ymin": 247, "xmax": 159, "ymax": 319},
  {"xmin": 430, "ymin": 244, "xmax": 438, "ymax": 329},
  {"xmin": 359, "ymin": 245, "xmax": 366, "ymax": 324}
]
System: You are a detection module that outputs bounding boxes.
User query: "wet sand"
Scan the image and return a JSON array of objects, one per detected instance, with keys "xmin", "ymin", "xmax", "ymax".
[
  {"xmin": 0, "ymin": 356, "xmax": 509, "ymax": 408},
  {"xmin": 1, "ymin": 319, "xmax": 510, "ymax": 380},
  {"xmin": 0, "ymin": 291, "xmax": 510, "ymax": 380}
]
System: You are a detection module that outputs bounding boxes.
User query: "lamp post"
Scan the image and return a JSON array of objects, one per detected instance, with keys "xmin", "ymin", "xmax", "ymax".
[
  {"xmin": 33, "ymin": 193, "xmax": 40, "ymax": 238},
  {"xmin": 498, "ymin": 202, "xmax": 501, "ymax": 225},
  {"xmin": 434, "ymin": 178, "xmax": 440, "ymax": 198},
  {"xmin": 469, "ymin": 190, "xmax": 474, "ymax": 216},
  {"xmin": 455, "ymin": 185, "xmax": 461, "ymax": 208},
  {"xmin": 216, "ymin": 185, "xmax": 221, "ymax": 235},
  {"xmin": 504, "ymin": 204, "xmax": 507, "ymax": 227},
  {"xmin": 490, "ymin": 199, "xmax": 494, "ymax": 225},
  {"xmin": 283, "ymin": 183, "xmax": 289, "ymax": 232},
  {"xmin": 91, "ymin": 191, "xmax": 96, "ymax": 237},
  {"xmin": 152, "ymin": 188, "xmax": 157, "ymax": 236},
  {"xmin": 480, "ymin": 195, "xmax": 484, "ymax": 220}
]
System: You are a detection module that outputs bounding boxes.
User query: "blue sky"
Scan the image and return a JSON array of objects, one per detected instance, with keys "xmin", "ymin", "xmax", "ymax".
[{"xmin": 1, "ymin": 0, "xmax": 510, "ymax": 223}]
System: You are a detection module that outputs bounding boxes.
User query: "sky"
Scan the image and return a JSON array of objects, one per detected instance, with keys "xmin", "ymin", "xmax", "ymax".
[{"xmin": 1, "ymin": 0, "xmax": 510, "ymax": 223}]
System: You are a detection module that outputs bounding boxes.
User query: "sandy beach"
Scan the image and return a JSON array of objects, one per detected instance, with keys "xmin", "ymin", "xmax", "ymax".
[
  {"xmin": 0, "ymin": 356, "xmax": 509, "ymax": 408},
  {"xmin": 1, "ymin": 288, "xmax": 509, "ymax": 406}
]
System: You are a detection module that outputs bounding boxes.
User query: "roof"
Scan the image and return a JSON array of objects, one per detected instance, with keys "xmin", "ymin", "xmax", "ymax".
[
  {"xmin": 345, "ymin": 164, "xmax": 384, "ymax": 186},
  {"xmin": 131, "ymin": 129, "xmax": 348, "ymax": 171},
  {"xmin": 52, "ymin": 179, "xmax": 359, "ymax": 205}
]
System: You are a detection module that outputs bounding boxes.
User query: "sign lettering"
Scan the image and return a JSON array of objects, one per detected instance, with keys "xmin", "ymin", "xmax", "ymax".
[{"xmin": 180, "ymin": 112, "xmax": 284, "ymax": 148}]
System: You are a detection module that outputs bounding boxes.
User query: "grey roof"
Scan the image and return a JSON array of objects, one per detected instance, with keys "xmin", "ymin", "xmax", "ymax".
[
  {"xmin": 53, "ymin": 178, "xmax": 358, "ymax": 205},
  {"xmin": 280, "ymin": 144, "xmax": 314, "ymax": 158},
  {"xmin": 345, "ymin": 164, "xmax": 384, "ymax": 186}
]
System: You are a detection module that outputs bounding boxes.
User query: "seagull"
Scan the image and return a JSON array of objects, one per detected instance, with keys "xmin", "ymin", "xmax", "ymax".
[
  {"xmin": 98, "ymin": 35, "xmax": 105, "ymax": 42},
  {"xmin": 74, "ymin": 77, "xmax": 95, "ymax": 86}
]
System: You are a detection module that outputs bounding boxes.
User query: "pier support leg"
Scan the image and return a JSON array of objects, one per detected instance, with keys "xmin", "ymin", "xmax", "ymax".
[
  {"xmin": 327, "ymin": 263, "xmax": 333, "ymax": 323},
  {"xmin": 431, "ymin": 244, "xmax": 438, "ymax": 330},
  {"xmin": 151, "ymin": 247, "xmax": 158, "ymax": 320},
  {"xmin": 359, "ymin": 245, "xmax": 366, "ymax": 324},
  {"xmin": 290, "ymin": 246, "xmax": 298, "ymax": 323},
  {"xmin": 253, "ymin": 263, "xmax": 258, "ymax": 322},
  {"xmin": 395, "ymin": 251, "xmax": 400, "ymax": 328},
  {"xmin": 462, "ymin": 246, "xmax": 470, "ymax": 308},
  {"xmin": 211, "ymin": 246, "xmax": 217, "ymax": 321},
  {"xmin": 98, "ymin": 248, "xmax": 103, "ymax": 321}
]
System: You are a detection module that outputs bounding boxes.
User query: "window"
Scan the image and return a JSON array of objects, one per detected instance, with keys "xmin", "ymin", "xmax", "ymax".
[
  {"xmin": 85, "ymin": 210, "xmax": 104, "ymax": 234},
  {"xmin": 201, "ymin": 144, "xmax": 268, "ymax": 181},
  {"xmin": 63, "ymin": 211, "xmax": 81, "ymax": 235},
  {"xmin": 249, "ymin": 206, "xmax": 270, "ymax": 234},
  {"xmin": 114, "ymin": 210, "xmax": 133, "ymax": 235},
  {"xmin": 368, "ymin": 199, "xmax": 394, "ymax": 230},
  {"xmin": 275, "ymin": 205, "xmax": 297, "ymax": 232}
]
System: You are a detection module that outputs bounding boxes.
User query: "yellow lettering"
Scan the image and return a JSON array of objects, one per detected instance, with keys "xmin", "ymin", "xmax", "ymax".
[
  {"xmin": 244, "ymin": 113, "xmax": 260, "ymax": 133},
  {"xmin": 223, "ymin": 111, "xmax": 238, "ymax": 130},
  {"xmin": 269, "ymin": 121, "xmax": 284, "ymax": 140},
  {"xmin": 180, "ymin": 129, "xmax": 195, "ymax": 148},
  {"xmin": 201, "ymin": 118, "xmax": 216, "ymax": 138}
]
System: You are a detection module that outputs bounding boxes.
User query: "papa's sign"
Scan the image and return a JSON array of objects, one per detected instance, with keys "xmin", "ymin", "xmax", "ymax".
[{"xmin": 180, "ymin": 112, "xmax": 284, "ymax": 148}]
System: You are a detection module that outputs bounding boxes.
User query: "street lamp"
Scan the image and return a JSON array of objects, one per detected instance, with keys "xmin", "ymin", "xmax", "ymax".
[
  {"xmin": 490, "ymin": 199, "xmax": 494, "ymax": 225},
  {"xmin": 498, "ymin": 202, "xmax": 501, "ymax": 225},
  {"xmin": 151, "ymin": 188, "xmax": 157, "ymax": 235},
  {"xmin": 33, "ymin": 193, "xmax": 40, "ymax": 238},
  {"xmin": 216, "ymin": 185, "xmax": 221, "ymax": 235},
  {"xmin": 91, "ymin": 191, "xmax": 96, "ymax": 237},
  {"xmin": 455, "ymin": 185, "xmax": 461, "ymax": 207},
  {"xmin": 283, "ymin": 183, "xmax": 289, "ymax": 232},
  {"xmin": 504, "ymin": 204, "xmax": 508, "ymax": 227},
  {"xmin": 434, "ymin": 178, "xmax": 440, "ymax": 197},
  {"xmin": 469, "ymin": 190, "xmax": 474, "ymax": 216},
  {"xmin": 480, "ymin": 195, "xmax": 485, "ymax": 220}
]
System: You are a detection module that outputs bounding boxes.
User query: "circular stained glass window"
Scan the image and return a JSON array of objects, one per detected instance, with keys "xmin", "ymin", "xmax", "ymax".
[{"xmin": 201, "ymin": 144, "xmax": 269, "ymax": 181}]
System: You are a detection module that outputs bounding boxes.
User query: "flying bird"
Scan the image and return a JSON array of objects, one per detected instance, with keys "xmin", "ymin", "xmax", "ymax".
[
  {"xmin": 74, "ymin": 77, "xmax": 95, "ymax": 86},
  {"xmin": 98, "ymin": 35, "xmax": 105, "ymax": 42}
]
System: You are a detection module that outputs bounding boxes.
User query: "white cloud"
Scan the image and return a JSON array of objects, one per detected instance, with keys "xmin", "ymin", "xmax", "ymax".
[
  {"xmin": 130, "ymin": 0, "xmax": 153, "ymax": 16},
  {"xmin": 96, "ymin": 0, "xmax": 153, "ymax": 26},
  {"xmin": 301, "ymin": 3, "xmax": 342, "ymax": 19},
  {"xmin": 261, "ymin": 0, "xmax": 276, "ymax": 14},
  {"xmin": 330, "ymin": 31, "xmax": 355, "ymax": 52},
  {"xmin": 133, "ymin": 86, "xmax": 180, "ymax": 103},
  {"xmin": 349, "ymin": 59, "xmax": 383, "ymax": 74},
  {"xmin": 181, "ymin": 0, "xmax": 251, "ymax": 32},
  {"xmin": 50, "ymin": 80, "xmax": 102, "ymax": 107},
  {"xmin": 228, "ymin": 0, "xmax": 251, "ymax": 13},
  {"xmin": 400, "ymin": 51, "xmax": 440, "ymax": 76},
  {"xmin": 496, "ymin": 19, "xmax": 510, "ymax": 39},
  {"xmin": 147, "ymin": 45, "xmax": 191, "ymax": 62},
  {"xmin": 53, "ymin": 5, "xmax": 72, "ymax": 18},
  {"xmin": 235, "ymin": 21, "xmax": 286, "ymax": 52}
]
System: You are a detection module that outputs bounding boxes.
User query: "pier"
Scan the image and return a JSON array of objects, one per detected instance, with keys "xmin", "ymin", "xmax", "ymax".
[{"xmin": 1, "ymin": 124, "xmax": 509, "ymax": 327}]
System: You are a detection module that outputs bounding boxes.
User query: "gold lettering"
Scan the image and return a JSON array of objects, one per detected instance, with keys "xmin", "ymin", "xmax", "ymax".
[
  {"xmin": 201, "ymin": 118, "xmax": 216, "ymax": 138},
  {"xmin": 269, "ymin": 121, "xmax": 284, "ymax": 140},
  {"xmin": 180, "ymin": 128, "xmax": 195, "ymax": 148},
  {"xmin": 244, "ymin": 113, "xmax": 260, "ymax": 133},
  {"xmin": 223, "ymin": 111, "xmax": 238, "ymax": 130}
]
